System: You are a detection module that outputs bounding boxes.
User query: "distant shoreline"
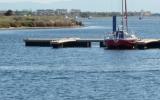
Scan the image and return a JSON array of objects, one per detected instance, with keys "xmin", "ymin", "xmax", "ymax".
[
  {"xmin": 0, "ymin": 26, "xmax": 82, "ymax": 30},
  {"xmin": 0, "ymin": 16, "xmax": 83, "ymax": 29}
]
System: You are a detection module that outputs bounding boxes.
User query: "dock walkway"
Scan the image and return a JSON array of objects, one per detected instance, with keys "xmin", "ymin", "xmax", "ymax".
[
  {"xmin": 24, "ymin": 38, "xmax": 105, "ymax": 48},
  {"xmin": 24, "ymin": 38, "xmax": 160, "ymax": 49}
]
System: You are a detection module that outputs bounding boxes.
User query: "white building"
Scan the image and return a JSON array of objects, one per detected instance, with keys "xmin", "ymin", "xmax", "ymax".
[
  {"xmin": 55, "ymin": 9, "xmax": 68, "ymax": 15},
  {"xmin": 36, "ymin": 9, "xmax": 55, "ymax": 16}
]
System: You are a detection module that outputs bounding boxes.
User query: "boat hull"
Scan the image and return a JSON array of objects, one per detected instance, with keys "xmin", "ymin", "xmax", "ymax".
[{"xmin": 104, "ymin": 39, "xmax": 137, "ymax": 49}]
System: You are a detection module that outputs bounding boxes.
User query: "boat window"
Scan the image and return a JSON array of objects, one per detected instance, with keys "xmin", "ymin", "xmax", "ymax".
[{"xmin": 116, "ymin": 31, "xmax": 124, "ymax": 39}]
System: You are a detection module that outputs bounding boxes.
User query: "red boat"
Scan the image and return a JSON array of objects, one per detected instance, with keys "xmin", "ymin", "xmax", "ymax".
[
  {"xmin": 104, "ymin": 0, "xmax": 138, "ymax": 49},
  {"xmin": 105, "ymin": 31, "xmax": 137, "ymax": 49}
]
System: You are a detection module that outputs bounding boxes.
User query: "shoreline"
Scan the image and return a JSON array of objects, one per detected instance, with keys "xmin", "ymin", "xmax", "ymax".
[{"xmin": 0, "ymin": 26, "xmax": 83, "ymax": 30}]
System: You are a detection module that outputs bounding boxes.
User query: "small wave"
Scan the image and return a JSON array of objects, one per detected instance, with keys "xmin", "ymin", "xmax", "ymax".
[
  {"xmin": 143, "ymin": 58, "xmax": 160, "ymax": 60},
  {"xmin": 52, "ymin": 77, "xmax": 71, "ymax": 80},
  {"xmin": 71, "ymin": 26, "xmax": 111, "ymax": 30},
  {"xmin": 1, "ymin": 65, "xmax": 160, "ymax": 74},
  {"xmin": 83, "ymin": 26, "xmax": 111, "ymax": 29},
  {"xmin": 0, "ymin": 66, "xmax": 52, "ymax": 71}
]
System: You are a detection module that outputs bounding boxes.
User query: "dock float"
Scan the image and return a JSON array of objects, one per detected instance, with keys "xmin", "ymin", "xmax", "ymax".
[
  {"xmin": 50, "ymin": 38, "xmax": 89, "ymax": 48},
  {"xmin": 24, "ymin": 38, "xmax": 55, "ymax": 47},
  {"xmin": 24, "ymin": 38, "xmax": 105, "ymax": 48},
  {"xmin": 24, "ymin": 38, "xmax": 160, "ymax": 49},
  {"xmin": 136, "ymin": 39, "xmax": 160, "ymax": 49}
]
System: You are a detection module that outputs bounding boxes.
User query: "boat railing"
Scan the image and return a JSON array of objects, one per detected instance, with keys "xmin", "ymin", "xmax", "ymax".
[{"xmin": 105, "ymin": 32, "xmax": 112, "ymax": 39}]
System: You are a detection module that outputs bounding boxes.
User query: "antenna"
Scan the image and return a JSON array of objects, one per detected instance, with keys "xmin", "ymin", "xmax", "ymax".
[
  {"xmin": 122, "ymin": 0, "xmax": 124, "ymax": 31},
  {"xmin": 125, "ymin": 0, "xmax": 128, "ymax": 31}
]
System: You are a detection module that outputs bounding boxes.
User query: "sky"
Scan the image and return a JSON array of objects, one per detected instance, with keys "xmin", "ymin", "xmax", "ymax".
[{"xmin": 0, "ymin": 0, "xmax": 159, "ymax": 13}]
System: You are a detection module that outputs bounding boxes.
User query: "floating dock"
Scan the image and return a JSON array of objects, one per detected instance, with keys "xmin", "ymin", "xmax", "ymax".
[
  {"xmin": 24, "ymin": 38, "xmax": 160, "ymax": 49},
  {"xmin": 24, "ymin": 38, "xmax": 105, "ymax": 48},
  {"xmin": 136, "ymin": 39, "xmax": 160, "ymax": 49}
]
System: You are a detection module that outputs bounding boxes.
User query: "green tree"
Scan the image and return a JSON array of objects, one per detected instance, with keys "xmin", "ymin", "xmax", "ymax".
[{"xmin": 4, "ymin": 10, "xmax": 13, "ymax": 16}]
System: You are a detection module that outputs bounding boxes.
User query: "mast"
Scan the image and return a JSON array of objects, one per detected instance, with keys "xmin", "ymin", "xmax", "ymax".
[
  {"xmin": 124, "ymin": 0, "xmax": 128, "ymax": 31},
  {"xmin": 122, "ymin": 0, "xmax": 124, "ymax": 31}
]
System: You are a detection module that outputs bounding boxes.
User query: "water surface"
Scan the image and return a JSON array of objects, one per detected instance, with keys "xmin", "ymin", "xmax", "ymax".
[{"xmin": 0, "ymin": 17, "xmax": 160, "ymax": 100}]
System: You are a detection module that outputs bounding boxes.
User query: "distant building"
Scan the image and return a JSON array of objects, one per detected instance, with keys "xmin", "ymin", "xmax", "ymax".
[
  {"xmin": 36, "ymin": 9, "xmax": 55, "ymax": 16},
  {"xmin": 70, "ymin": 9, "xmax": 81, "ymax": 16},
  {"xmin": 0, "ymin": 10, "xmax": 6, "ymax": 15},
  {"xmin": 15, "ymin": 10, "xmax": 33, "ymax": 16},
  {"xmin": 143, "ymin": 11, "xmax": 151, "ymax": 16},
  {"xmin": 45, "ymin": 9, "xmax": 55, "ymax": 15},
  {"xmin": 55, "ymin": 9, "xmax": 68, "ymax": 15},
  {"xmin": 70, "ymin": 9, "xmax": 81, "ymax": 14},
  {"xmin": 36, "ymin": 10, "xmax": 44, "ymax": 16}
]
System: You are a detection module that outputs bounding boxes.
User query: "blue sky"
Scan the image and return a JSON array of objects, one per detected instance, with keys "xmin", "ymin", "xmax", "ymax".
[{"xmin": 0, "ymin": 0, "xmax": 159, "ymax": 13}]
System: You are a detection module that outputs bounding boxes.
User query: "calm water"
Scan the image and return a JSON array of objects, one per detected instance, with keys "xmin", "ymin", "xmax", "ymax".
[{"xmin": 0, "ymin": 17, "xmax": 160, "ymax": 100}]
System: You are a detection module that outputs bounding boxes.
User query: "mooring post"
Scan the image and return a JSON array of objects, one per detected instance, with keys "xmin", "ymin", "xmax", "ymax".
[
  {"xmin": 100, "ymin": 42, "xmax": 105, "ymax": 47},
  {"xmin": 87, "ymin": 42, "xmax": 91, "ymax": 47},
  {"xmin": 113, "ymin": 16, "xmax": 117, "ymax": 32}
]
